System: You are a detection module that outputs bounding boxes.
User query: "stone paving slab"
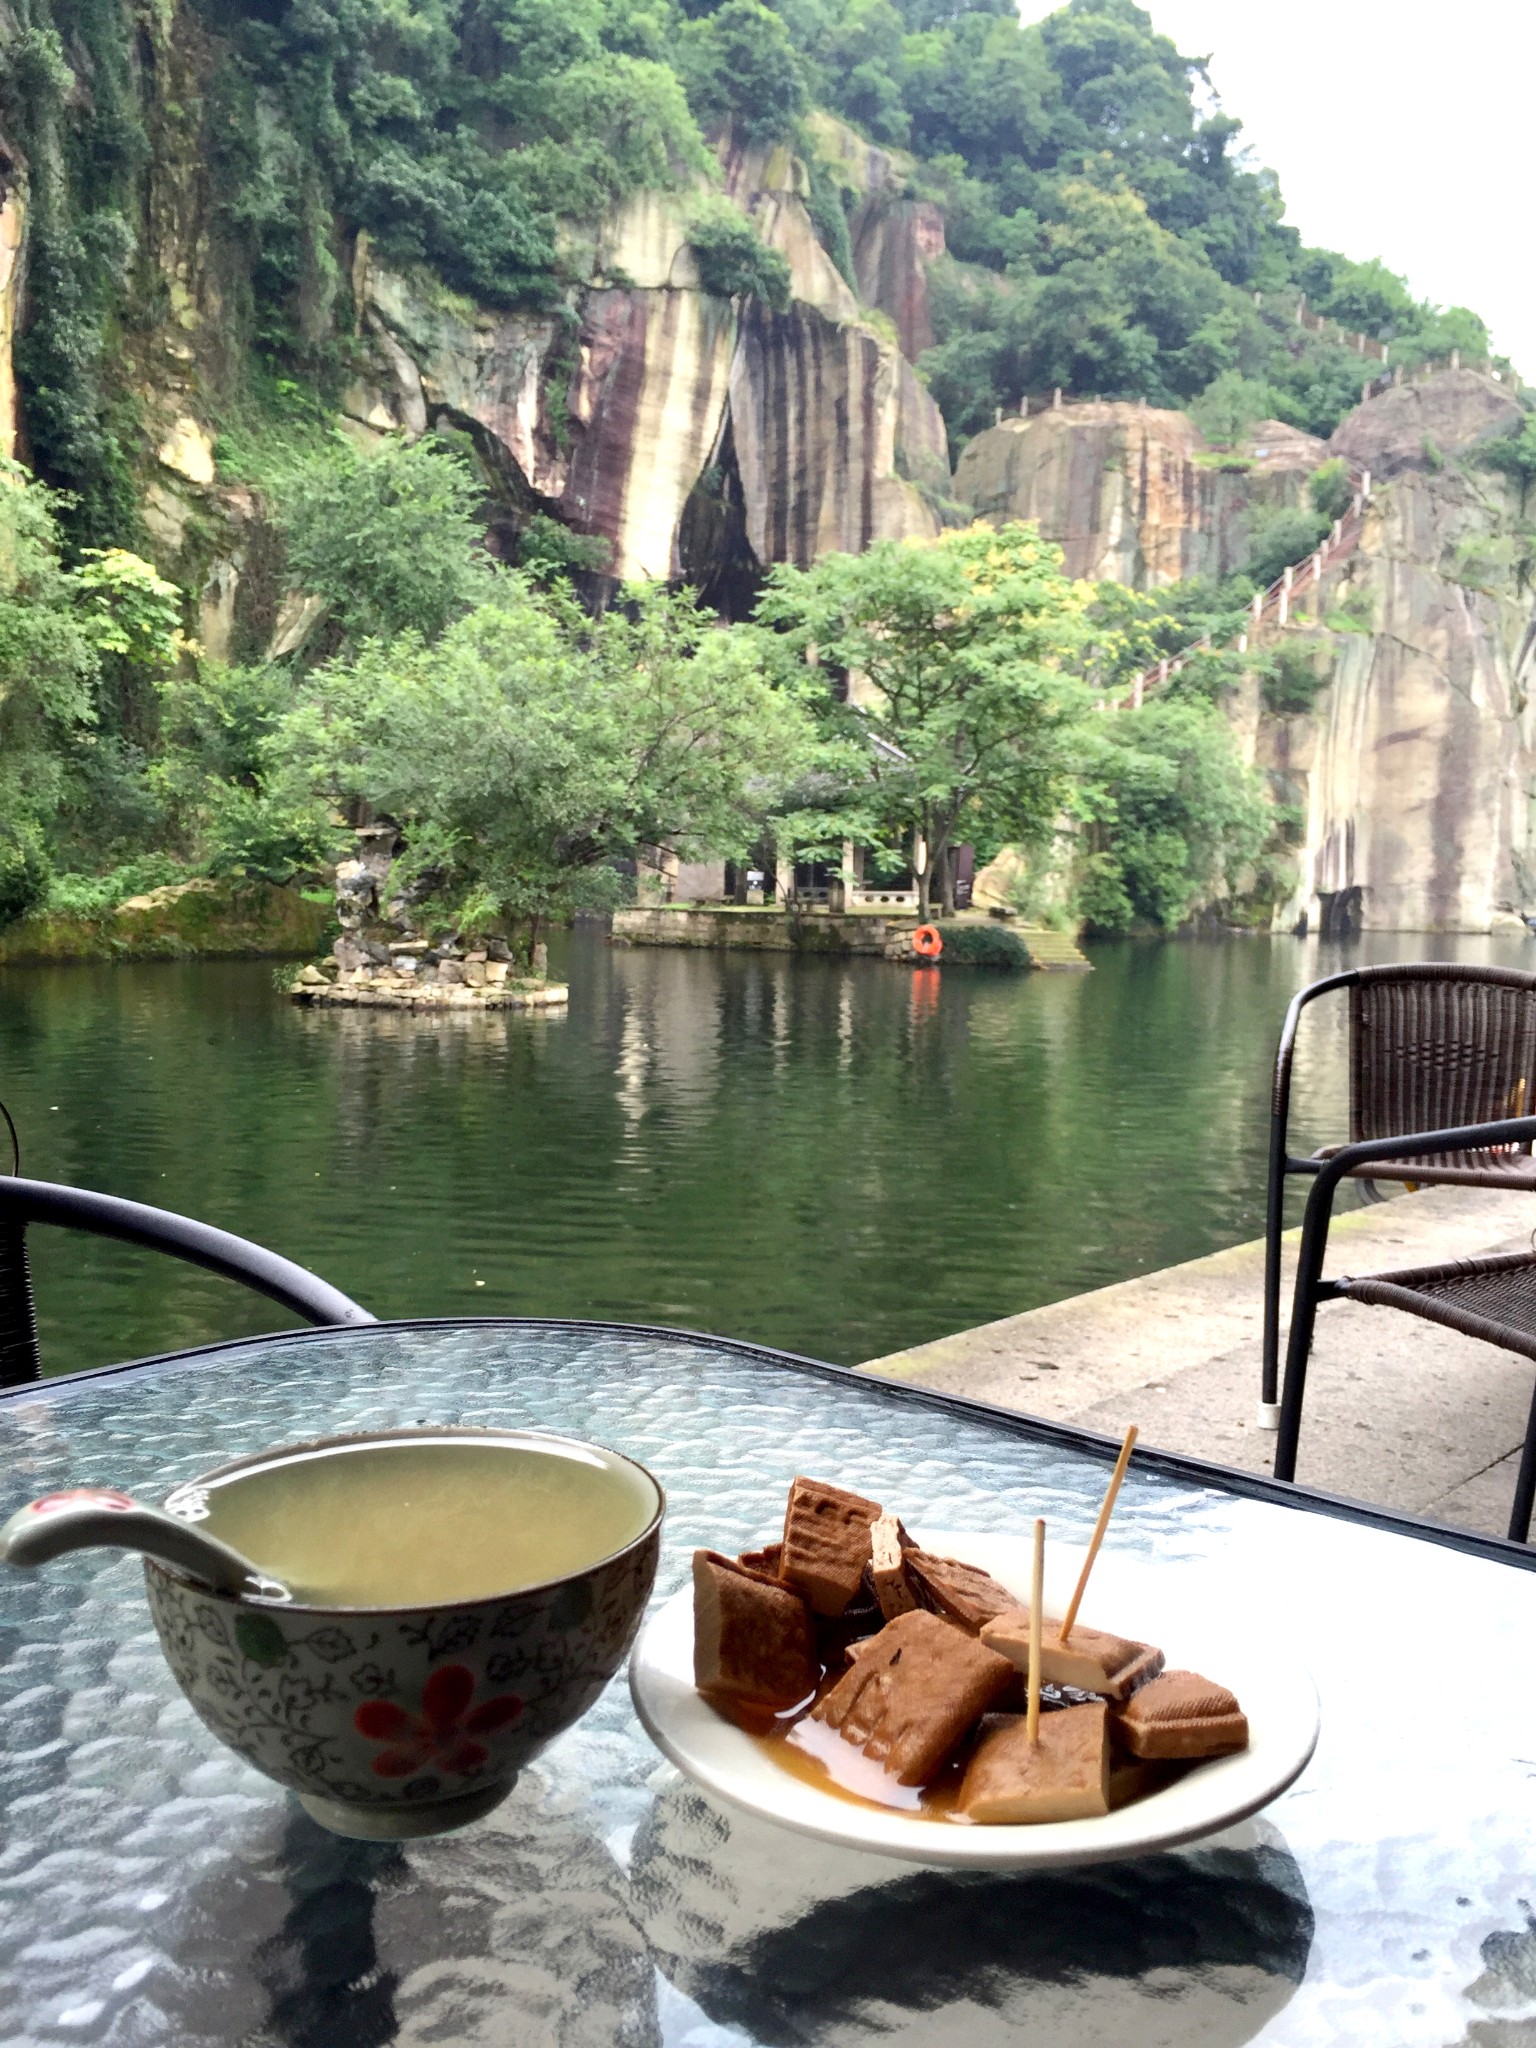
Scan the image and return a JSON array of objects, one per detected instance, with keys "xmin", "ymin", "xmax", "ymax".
[{"xmin": 860, "ymin": 1187, "xmax": 1536, "ymax": 1541}]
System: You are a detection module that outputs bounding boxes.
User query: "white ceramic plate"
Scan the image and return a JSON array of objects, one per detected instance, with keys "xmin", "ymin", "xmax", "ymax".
[{"xmin": 629, "ymin": 1529, "xmax": 1319, "ymax": 1869}]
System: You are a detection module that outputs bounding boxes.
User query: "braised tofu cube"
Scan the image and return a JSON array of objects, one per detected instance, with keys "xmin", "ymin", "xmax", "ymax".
[
  {"xmin": 904, "ymin": 1550, "xmax": 1019, "ymax": 1633},
  {"xmin": 780, "ymin": 1477, "xmax": 884, "ymax": 1617},
  {"xmin": 693, "ymin": 1550, "xmax": 818, "ymax": 1709},
  {"xmin": 958, "ymin": 1703, "xmax": 1110, "ymax": 1824},
  {"xmin": 981, "ymin": 1608, "xmax": 1163, "ymax": 1702},
  {"xmin": 1109, "ymin": 1670, "xmax": 1248, "ymax": 1759},
  {"xmin": 811, "ymin": 1608, "xmax": 1015, "ymax": 1785}
]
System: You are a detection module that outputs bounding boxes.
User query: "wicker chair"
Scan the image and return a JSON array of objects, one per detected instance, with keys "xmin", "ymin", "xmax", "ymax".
[
  {"xmin": 1261, "ymin": 964, "xmax": 1536, "ymax": 1427},
  {"xmin": 1273, "ymin": 1116, "xmax": 1536, "ymax": 1541},
  {"xmin": 0, "ymin": 1176, "xmax": 374, "ymax": 1387}
]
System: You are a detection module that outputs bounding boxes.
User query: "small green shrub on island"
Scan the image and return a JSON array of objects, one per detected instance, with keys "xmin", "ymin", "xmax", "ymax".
[
  {"xmin": 44, "ymin": 855, "xmax": 187, "ymax": 921},
  {"xmin": 933, "ymin": 921, "xmax": 1031, "ymax": 969}
]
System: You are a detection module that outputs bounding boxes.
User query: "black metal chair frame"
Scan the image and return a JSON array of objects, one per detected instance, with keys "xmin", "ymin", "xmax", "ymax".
[
  {"xmin": 1261, "ymin": 964, "xmax": 1536, "ymax": 1421},
  {"xmin": 0, "ymin": 1176, "xmax": 374, "ymax": 1387},
  {"xmin": 1274, "ymin": 1114, "xmax": 1536, "ymax": 1542}
]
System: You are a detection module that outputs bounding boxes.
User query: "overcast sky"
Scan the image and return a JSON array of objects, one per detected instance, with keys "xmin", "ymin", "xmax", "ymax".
[{"xmin": 1017, "ymin": 0, "xmax": 1536, "ymax": 376}]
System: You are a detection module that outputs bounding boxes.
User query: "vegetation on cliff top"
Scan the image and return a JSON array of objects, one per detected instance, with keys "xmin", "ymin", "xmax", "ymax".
[{"xmin": 0, "ymin": 0, "xmax": 1504, "ymax": 549}]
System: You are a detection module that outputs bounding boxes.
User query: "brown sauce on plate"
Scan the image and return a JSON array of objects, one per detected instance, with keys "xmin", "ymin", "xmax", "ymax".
[{"xmin": 712, "ymin": 1681, "xmax": 1187, "ymax": 1826}]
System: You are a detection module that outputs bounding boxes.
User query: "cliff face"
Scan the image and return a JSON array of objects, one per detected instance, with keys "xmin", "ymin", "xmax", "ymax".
[
  {"xmin": 0, "ymin": 136, "xmax": 22, "ymax": 461},
  {"xmin": 1, "ymin": 3, "xmax": 948, "ymax": 623},
  {"xmin": 952, "ymin": 402, "xmax": 1326, "ymax": 587},
  {"xmin": 801, "ymin": 111, "xmax": 946, "ymax": 364},
  {"xmin": 347, "ymin": 170, "xmax": 948, "ymax": 596},
  {"xmin": 1257, "ymin": 373, "xmax": 1535, "ymax": 933},
  {"xmin": 958, "ymin": 372, "xmax": 1536, "ymax": 933}
]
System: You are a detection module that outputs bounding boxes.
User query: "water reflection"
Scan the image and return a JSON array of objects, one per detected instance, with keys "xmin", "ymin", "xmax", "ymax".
[
  {"xmin": 1, "ymin": 929, "xmax": 1530, "ymax": 1376},
  {"xmin": 632, "ymin": 1785, "xmax": 1312, "ymax": 2047}
]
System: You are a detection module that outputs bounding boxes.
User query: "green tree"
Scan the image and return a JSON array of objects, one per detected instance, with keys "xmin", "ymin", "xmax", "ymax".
[
  {"xmin": 756, "ymin": 523, "xmax": 1090, "ymax": 917},
  {"xmin": 274, "ymin": 435, "xmax": 492, "ymax": 648},
  {"xmin": 1191, "ymin": 369, "xmax": 1267, "ymax": 451},
  {"xmin": 1308, "ymin": 457, "xmax": 1353, "ymax": 523},
  {"xmin": 278, "ymin": 576, "xmax": 820, "ymax": 942},
  {"xmin": 1242, "ymin": 503, "xmax": 1329, "ymax": 591},
  {"xmin": 1072, "ymin": 697, "xmax": 1269, "ymax": 931},
  {"xmin": 678, "ymin": 0, "xmax": 807, "ymax": 142},
  {"xmin": 0, "ymin": 460, "xmax": 180, "ymax": 876},
  {"xmin": 1480, "ymin": 415, "xmax": 1536, "ymax": 514},
  {"xmin": 149, "ymin": 662, "xmax": 338, "ymax": 882}
]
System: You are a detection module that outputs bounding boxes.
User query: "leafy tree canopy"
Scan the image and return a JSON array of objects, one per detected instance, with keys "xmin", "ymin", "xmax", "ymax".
[
  {"xmin": 756, "ymin": 523, "xmax": 1091, "ymax": 916},
  {"xmin": 272, "ymin": 435, "xmax": 494, "ymax": 646},
  {"xmin": 275, "ymin": 576, "xmax": 822, "ymax": 934}
]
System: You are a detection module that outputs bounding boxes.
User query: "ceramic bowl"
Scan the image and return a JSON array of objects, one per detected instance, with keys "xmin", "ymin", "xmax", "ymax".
[{"xmin": 142, "ymin": 1426, "xmax": 664, "ymax": 1839}]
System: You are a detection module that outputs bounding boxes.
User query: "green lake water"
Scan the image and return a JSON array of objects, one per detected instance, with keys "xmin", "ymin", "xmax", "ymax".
[{"xmin": 1, "ymin": 924, "xmax": 1530, "ymax": 1377}]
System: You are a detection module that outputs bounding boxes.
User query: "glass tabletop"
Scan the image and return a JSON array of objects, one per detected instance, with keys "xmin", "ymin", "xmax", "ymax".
[{"xmin": 1, "ymin": 1320, "xmax": 1533, "ymax": 2048}]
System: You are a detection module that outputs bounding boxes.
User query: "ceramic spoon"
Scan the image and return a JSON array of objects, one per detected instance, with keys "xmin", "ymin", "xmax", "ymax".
[{"xmin": 0, "ymin": 1487, "xmax": 293, "ymax": 1602}]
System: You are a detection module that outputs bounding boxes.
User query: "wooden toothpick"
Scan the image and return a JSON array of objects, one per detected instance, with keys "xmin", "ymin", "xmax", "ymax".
[
  {"xmin": 1057, "ymin": 1425, "xmax": 1137, "ymax": 1646},
  {"xmin": 1027, "ymin": 1516, "xmax": 1045, "ymax": 1746}
]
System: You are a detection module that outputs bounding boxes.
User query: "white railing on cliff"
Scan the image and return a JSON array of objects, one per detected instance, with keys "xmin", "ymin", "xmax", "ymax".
[{"xmin": 1116, "ymin": 464, "xmax": 1372, "ymax": 711}]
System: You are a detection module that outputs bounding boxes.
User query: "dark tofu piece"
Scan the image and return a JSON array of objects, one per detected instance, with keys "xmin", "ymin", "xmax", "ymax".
[
  {"xmin": 693, "ymin": 1550, "xmax": 818, "ymax": 1709},
  {"xmin": 780, "ymin": 1477, "xmax": 883, "ymax": 1617},
  {"xmin": 903, "ymin": 1549, "xmax": 1019, "ymax": 1633},
  {"xmin": 737, "ymin": 1542, "xmax": 784, "ymax": 1579},
  {"xmin": 811, "ymin": 1608, "xmax": 1015, "ymax": 1785},
  {"xmin": 1110, "ymin": 1670, "xmax": 1248, "ymax": 1760},
  {"xmin": 958, "ymin": 1703, "xmax": 1110, "ymax": 1824}
]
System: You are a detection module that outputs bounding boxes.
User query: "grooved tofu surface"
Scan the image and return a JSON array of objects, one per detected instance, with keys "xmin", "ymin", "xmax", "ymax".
[
  {"xmin": 1110, "ymin": 1669, "xmax": 1249, "ymax": 1759},
  {"xmin": 693, "ymin": 1550, "xmax": 818, "ymax": 1707},
  {"xmin": 904, "ymin": 1550, "xmax": 1019, "ymax": 1632},
  {"xmin": 780, "ymin": 1476, "xmax": 884, "ymax": 1616},
  {"xmin": 811, "ymin": 1609, "xmax": 1015, "ymax": 1784}
]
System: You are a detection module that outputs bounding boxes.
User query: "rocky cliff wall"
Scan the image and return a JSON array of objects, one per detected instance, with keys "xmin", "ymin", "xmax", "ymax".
[
  {"xmin": 344, "ymin": 168, "xmax": 948, "ymax": 598},
  {"xmin": 952, "ymin": 402, "xmax": 1327, "ymax": 586},
  {"xmin": 954, "ymin": 371, "xmax": 1536, "ymax": 932},
  {"xmin": 1252, "ymin": 373, "xmax": 1535, "ymax": 933},
  {"xmin": 799, "ymin": 112, "xmax": 945, "ymax": 364},
  {"xmin": 0, "ymin": 136, "xmax": 23, "ymax": 462},
  {"xmin": 16, "ymin": 14, "xmax": 951, "ymax": 620}
]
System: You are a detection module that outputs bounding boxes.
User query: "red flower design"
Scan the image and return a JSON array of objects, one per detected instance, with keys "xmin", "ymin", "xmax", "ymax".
[
  {"xmin": 353, "ymin": 1665, "xmax": 523, "ymax": 1779},
  {"xmin": 31, "ymin": 1488, "xmax": 134, "ymax": 1514}
]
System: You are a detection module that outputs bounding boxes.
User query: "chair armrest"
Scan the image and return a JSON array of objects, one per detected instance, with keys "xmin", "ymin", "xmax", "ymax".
[
  {"xmin": 0, "ymin": 1177, "xmax": 374, "ymax": 1331},
  {"xmin": 1311, "ymin": 1115, "xmax": 1536, "ymax": 1192}
]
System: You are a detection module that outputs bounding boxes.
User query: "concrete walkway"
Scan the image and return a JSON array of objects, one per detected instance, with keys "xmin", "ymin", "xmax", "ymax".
[{"xmin": 861, "ymin": 1186, "xmax": 1536, "ymax": 1541}]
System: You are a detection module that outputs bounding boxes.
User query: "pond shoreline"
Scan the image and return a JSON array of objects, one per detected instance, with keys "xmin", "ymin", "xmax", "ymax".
[{"xmin": 0, "ymin": 879, "xmax": 331, "ymax": 965}]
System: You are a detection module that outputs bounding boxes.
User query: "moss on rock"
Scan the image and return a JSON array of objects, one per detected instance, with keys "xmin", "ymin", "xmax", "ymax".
[{"xmin": 0, "ymin": 878, "xmax": 332, "ymax": 963}]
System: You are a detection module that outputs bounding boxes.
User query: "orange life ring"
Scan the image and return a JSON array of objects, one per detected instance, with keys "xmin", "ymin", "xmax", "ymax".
[{"xmin": 912, "ymin": 924, "xmax": 943, "ymax": 959}]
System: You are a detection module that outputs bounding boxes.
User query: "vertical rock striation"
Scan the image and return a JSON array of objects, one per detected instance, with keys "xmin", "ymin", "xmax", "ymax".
[
  {"xmin": 0, "ymin": 136, "xmax": 24, "ymax": 462},
  {"xmin": 1259, "ymin": 375, "xmax": 1535, "ymax": 932},
  {"xmin": 355, "ymin": 167, "xmax": 949, "ymax": 593},
  {"xmin": 953, "ymin": 403, "xmax": 1325, "ymax": 587},
  {"xmin": 954, "ymin": 371, "xmax": 1536, "ymax": 932}
]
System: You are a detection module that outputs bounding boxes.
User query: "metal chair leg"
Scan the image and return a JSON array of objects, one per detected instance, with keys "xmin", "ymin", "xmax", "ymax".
[
  {"xmin": 1274, "ymin": 1170, "xmax": 1341, "ymax": 1483},
  {"xmin": 1259, "ymin": 1146, "xmax": 1286, "ymax": 1428},
  {"xmin": 1508, "ymin": 1373, "xmax": 1536, "ymax": 1544},
  {"xmin": 0, "ymin": 1220, "xmax": 40, "ymax": 1387}
]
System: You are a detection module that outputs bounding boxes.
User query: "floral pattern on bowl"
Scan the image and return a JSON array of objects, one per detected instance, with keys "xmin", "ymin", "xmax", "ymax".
[{"xmin": 143, "ymin": 1441, "xmax": 662, "ymax": 1840}]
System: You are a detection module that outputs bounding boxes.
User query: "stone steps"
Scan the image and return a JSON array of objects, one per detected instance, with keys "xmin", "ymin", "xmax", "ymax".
[{"xmin": 1017, "ymin": 926, "xmax": 1092, "ymax": 970}]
